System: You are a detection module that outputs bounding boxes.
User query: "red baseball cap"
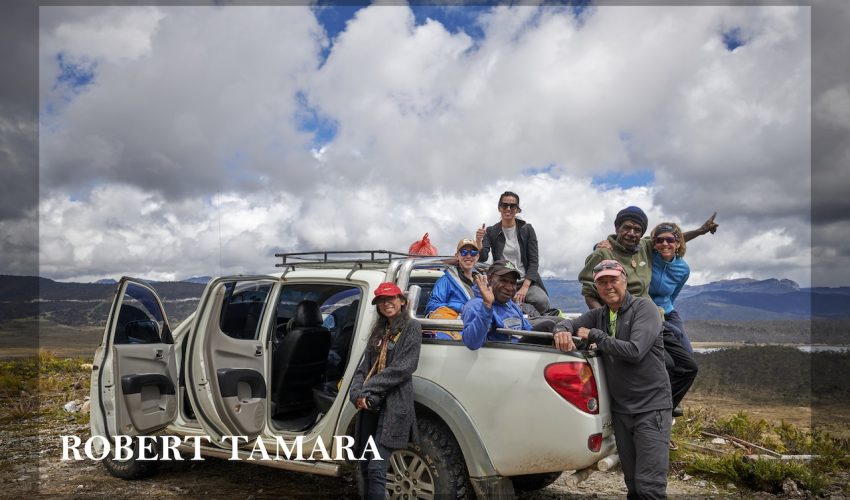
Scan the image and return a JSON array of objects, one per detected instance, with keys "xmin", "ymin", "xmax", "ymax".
[{"xmin": 372, "ymin": 282, "xmax": 404, "ymax": 304}]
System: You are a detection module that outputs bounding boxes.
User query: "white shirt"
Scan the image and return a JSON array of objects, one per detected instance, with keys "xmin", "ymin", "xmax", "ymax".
[{"xmin": 501, "ymin": 226, "xmax": 526, "ymax": 278}]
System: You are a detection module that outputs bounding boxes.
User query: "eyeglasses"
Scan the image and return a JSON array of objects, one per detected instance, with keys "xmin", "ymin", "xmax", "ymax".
[
  {"xmin": 459, "ymin": 249, "xmax": 479, "ymax": 257},
  {"xmin": 654, "ymin": 236, "xmax": 679, "ymax": 244},
  {"xmin": 499, "ymin": 203, "xmax": 519, "ymax": 210},
  {"xmin": 592, "ymin": 261, "xmax": 624, "ymax": 273}
]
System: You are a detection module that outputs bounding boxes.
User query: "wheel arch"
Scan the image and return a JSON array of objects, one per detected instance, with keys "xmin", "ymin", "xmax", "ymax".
[{"xmin": 411, "ymin": 376, "xmax": 498, "ymax": 478}]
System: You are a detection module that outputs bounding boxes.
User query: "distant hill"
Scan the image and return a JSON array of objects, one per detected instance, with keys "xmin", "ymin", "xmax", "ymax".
[
  {"xmin": 545, "ymin": 277, "xmax": 850, "ymax": 320},
  {"xmin": 2, "ymin": 275, "xmax": 849, "ymax": 335},
  {"xmin": 0, "ymin": 275, "xmax": 205, "ymax": 326},
  {"xmin": 181, "ymin": 276, "xmax": 212, "ymax": 284}
]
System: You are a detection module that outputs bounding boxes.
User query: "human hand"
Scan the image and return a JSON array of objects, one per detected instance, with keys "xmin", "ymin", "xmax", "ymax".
[
  {"xmin": 577, "ymin": 327, "xmax": 591, "ymax": 340},
  {"xmin": 701, "ymin": 212, "xmax": 718, "ymax": 235},
  {"xmin": 513, "ymin": 287, "xmax": 527, "ymax": 304},
  {"xmin": 475, "ymin": 273, "xmax": 494, "ymax": 307},
  {"xmin": 355, "ymin": 397, "xmax": 368, "ymax": 410},
  {"xmin": 475, "ymin": 223, "xmax": 486, "ymax": 247},
  {"xmin": 596, "ymin": 239, "xmax": 612, "ymax": 251},
  {"xmin": 553, "ymin": 331, "xmax": 576, "ymax": 352}
]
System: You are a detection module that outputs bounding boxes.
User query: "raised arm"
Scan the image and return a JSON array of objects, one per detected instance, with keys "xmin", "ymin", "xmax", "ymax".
[
  {"xmin": 476, "ymin": 224, "xmax": 492, "ymax": 263},
  {"xmin": 682, "ymin": 212, "xmax": 718, "ymax": 242}
]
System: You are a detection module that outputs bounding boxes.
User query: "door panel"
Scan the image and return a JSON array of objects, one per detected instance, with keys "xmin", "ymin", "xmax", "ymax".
[
  {"xmin": 187, "ymin": 278, "xmax": 274, "ymax": 445},
  {"xmin": 93, "ymin": 278, "xmax": 177, "ymax": 439},
  {"xmin": 112, "ymin": 344, "xmax": 178, "ymax": 434}
]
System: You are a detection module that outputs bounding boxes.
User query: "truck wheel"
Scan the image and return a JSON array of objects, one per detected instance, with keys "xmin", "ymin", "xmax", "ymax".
[
  {"xmin": 101, "ymin": 439, "xmax": 160, "ymax": 480},
  {"xmin": 375, "ymin": 418, "xmax": 471, "ymax": 499},
  {"xmin": 511, "ymin": 471, "xmax": 562, "ymax": 492}
]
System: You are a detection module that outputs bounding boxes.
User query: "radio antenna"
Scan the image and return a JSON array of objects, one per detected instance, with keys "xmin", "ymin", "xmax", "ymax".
[{"xmin": 217, "ymin": 192, "xmax": 222, "ymax": 276}]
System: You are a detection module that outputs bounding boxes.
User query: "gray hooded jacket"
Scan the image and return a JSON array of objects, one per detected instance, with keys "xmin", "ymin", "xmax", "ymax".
[{"xmin": 554, "ymin": 292, "xmax": 671, "ymax": 414}]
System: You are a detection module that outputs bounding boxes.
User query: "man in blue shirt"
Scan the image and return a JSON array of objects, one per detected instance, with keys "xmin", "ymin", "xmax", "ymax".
[{"xmin": 461, "ymin": 260, "xmax": 575, "ymax": 352}]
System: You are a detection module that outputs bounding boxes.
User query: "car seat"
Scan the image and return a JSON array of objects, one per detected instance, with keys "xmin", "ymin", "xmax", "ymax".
[{"xmin": 271, "ymin": 300, "xmax": 331, "ymax": 414}]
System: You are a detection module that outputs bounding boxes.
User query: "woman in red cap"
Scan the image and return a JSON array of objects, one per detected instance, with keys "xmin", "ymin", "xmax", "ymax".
[{"xmin": 349, "ymin": 282, "xmax": 422, "ymax": 499}]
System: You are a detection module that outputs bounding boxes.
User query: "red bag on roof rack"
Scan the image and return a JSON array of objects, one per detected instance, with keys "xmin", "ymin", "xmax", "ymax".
[{"xmin": 408, "ymin": 233, "xmax": 438, "ymax": 256}]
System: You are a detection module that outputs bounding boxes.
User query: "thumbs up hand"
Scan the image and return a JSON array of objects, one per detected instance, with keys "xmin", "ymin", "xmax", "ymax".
[{"xmin": 475, "ymin": 223, "xmax": 486, "ymax": 248}]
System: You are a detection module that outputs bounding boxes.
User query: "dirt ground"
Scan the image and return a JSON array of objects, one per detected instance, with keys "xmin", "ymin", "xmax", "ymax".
[{"xmin": 3, "ymin": 387, "xmax": 842, "ymax": 499}]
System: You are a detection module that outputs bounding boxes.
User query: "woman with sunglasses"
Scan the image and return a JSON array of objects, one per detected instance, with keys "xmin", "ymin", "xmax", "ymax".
[
  {"xmin": 424, "ymin": 238, "xmax": 480, "ymax": 322},
  {"xmin": 649, "ymin": 222, "xmax": 693, "ymax": 353},
  {"xmin": 475, "ymin": 191, "xmax": 550, "ymax": 313}
]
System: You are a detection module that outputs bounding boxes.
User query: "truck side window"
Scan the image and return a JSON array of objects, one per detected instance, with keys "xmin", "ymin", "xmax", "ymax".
[
  {"xmin": 114, "ymin": 282, "xmax": 168, "ymax": 345},
  {"xmin": 218, "ymin": 282, "xmax": 272, "ymax": 340}
]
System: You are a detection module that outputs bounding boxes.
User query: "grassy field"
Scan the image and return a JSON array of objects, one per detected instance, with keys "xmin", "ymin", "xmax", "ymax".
[
  {"xmin": 2, "ymin": 351, "xmax": 848, "ymax": 497},
  {"xmin": 0, "ymin": 319, "xmax": 102, "ymax": 359}
]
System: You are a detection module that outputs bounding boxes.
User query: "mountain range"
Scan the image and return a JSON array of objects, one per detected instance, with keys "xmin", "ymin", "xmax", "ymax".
[
  {"xmin": 546, "ymin": 277, "xmax": 848, "ymax": 320},
  {"xmin": 2, "ymin": 275, "xmax": 849, "ymax": 328}
]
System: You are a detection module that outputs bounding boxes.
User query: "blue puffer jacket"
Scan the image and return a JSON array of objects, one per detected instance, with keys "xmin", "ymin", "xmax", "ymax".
[
  {"xmin": 461, "ymin": 285, "xmax": 531, "ymax": 350},
  {"xmin": 425, "ymin": 268, "xmax": 471, "ymax": 315},
  {"xmin": 648, "ymin": 252, "xmax": 690, "ymax": 314}
]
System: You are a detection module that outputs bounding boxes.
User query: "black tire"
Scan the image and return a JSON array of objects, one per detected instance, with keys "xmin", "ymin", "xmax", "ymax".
[
  {"xmin": 511, "ymin": 471, "xmax": 562, "ymax": 492},
  {"xmin": 101, "ymin": 438, "xmax": 161, "ymax": 480},
  {"xmin": 358, "ymin": 417, "xmax": 472, "ymax": 499}
]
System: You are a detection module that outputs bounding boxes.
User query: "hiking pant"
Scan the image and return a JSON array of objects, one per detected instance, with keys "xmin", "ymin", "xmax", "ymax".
[
  {"xmin": 664, "ymin": 310, "xmax": 693, "ymax": 353},
  {"xmin": 520, "ymin": 283, "xmax": 550, "ymax": 314},
  {"xmin": 662, "ymin": 328, "xmax": 698, "ymax": 409},
  {"xmin": 356, "ymin": 410, "xmax": 395, "ymax": 500},
  {"xmin": 613, "ymin": 409, "xmax": 672, "ymax": 500}
]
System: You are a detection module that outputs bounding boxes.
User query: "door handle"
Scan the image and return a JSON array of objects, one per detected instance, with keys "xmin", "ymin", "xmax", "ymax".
[
  {"xmin": 254, "ymin": 345, "xmax": 263, "ymax": 357},
  {"xmin": 154, "ymin": 348, "xmax": 164, "ymax": 359}
]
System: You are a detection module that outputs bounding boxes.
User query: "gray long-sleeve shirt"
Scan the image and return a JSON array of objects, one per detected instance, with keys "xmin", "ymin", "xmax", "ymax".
[{"xmin": 554, "ymin": 292, "xmax": 671, "ymax": 414}]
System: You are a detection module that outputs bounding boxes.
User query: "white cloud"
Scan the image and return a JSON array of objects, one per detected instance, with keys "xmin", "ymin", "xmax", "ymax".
[{"xmin": 33, "ymin": 5, "xmax": 818, "ymax": 287}]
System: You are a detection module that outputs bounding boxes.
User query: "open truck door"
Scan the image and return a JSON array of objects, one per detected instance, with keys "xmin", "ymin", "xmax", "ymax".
[
  {"xmin": 91, "ymin": 278, "xmax": 178, "ymax": 442},
  {"xmin": 185, "ymin": 277, "xmax": 276, "ymax": 446}
]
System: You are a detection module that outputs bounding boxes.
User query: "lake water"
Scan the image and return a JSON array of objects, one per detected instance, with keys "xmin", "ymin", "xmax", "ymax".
[{"xmin": 692, "ymin": 344, "xmax": 850, "ymax": 354}]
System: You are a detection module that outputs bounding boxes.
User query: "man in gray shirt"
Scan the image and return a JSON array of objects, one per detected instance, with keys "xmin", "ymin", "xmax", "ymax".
[{"xmin": 553, "ymin": 260, "xmax": 671, "ymax": 499}]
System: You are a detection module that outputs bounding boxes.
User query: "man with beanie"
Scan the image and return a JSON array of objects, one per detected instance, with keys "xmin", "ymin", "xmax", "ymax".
[
  {"xmin": 579, "ymin": 206, "xmax": 718, "ymax": 310},
  {"xmin": 579, "ymin": 206, "xmax": 717, "ymax": 423},
  {"xmin": 579, "ymin": 206, "xmax": 653, "ymax": 310}
]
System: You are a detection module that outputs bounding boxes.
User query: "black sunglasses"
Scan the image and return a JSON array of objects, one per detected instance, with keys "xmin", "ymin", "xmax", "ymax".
[
  {"xmin": 499, "ymin": 203, "xmax": 519, "ymax": 210},
  {"xmin": 459, "ymin": 249, "xmax": 479, "ymax": 257},
  {"xmin": 655, "ymin": 236, "xmax": 679, "ymax": 244}
]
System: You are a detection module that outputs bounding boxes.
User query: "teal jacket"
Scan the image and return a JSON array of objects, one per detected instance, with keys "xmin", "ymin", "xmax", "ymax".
[{"xmin": 649, "ymin": 252, "xmax": 690, "ymax": 314}]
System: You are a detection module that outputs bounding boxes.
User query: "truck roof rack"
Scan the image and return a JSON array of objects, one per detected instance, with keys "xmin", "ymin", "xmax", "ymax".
[
  {"xmin": 274, "ymin": 250, "xmax": 480, "ymax": 282},
  {"xmin": 275, "ymin": 250, "xmax": 418, "ymax": 267}
]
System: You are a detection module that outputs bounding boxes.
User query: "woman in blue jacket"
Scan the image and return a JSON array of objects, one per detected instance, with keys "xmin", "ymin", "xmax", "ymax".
[
  {"xmin": 648, "ymin": 222, "xmax": 693, "ymax": 353},
  {"xmin": 425, "ymin": 238, "xmax": 479, "ymax": 317}
]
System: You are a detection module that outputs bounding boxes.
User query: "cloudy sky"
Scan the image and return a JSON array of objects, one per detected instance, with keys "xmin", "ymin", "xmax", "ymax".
[{"xmin": 3, "ymin": 3, "xmax": 846, "ymax": 287}]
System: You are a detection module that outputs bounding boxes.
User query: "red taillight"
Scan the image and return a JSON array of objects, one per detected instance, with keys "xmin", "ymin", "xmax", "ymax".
[
  {"xmin": 588, "ymin": 433, "xmax": 602, "ymax": 452},
  {"xmin": 544, "ymin": 362, "xmax": 599, "ymax": 414}
]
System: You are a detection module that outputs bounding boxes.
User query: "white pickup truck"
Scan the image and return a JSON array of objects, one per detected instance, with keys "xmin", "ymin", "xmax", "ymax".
[{"xmin": 90, "ymin": 251, "xmax": 615, "ymax": 498}]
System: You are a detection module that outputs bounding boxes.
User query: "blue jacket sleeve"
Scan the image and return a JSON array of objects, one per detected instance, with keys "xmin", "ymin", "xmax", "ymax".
[
  {"xmin": 425, "ymin": 274, "xmax": 451, "ymax": 316},
  {"xmin": 461, "ymin": 298, "xmax": 493, "ymax": 350}
]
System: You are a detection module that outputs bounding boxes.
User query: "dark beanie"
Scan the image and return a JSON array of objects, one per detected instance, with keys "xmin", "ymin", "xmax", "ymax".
[{"xmin": 614, "ymin": 206, "xmax": 648, "ymax": 234}]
